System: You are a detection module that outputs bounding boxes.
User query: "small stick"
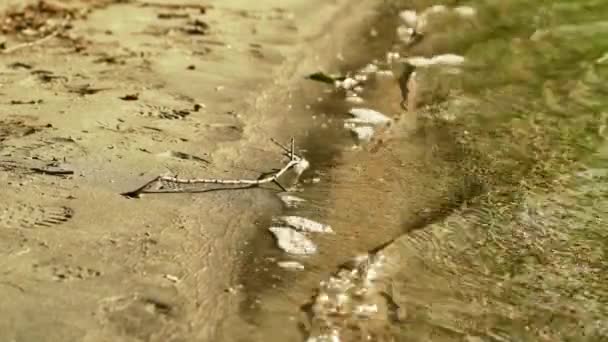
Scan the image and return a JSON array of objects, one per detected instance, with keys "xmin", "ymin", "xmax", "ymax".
[
  {"xmin": 273, "ymin": 179, "xmax": 288, "ymax": 192},
  {"xmin": 123, "ymin": 138, "xmax": 305, "ymax": 198},
  {"xmin": 271, "ymin": 138, "xmax": 291, "ymax": 155},
  {"xmin": 1, "ymin": 29, "xmax": 61, "ymax": 55},
  {"xmin": 30, "ymin": 167, "xmax": 74, "ymax": 176}
]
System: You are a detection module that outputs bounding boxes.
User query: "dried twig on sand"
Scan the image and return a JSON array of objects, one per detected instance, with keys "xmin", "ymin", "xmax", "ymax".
[
  {"xmin": 122, "ymin": 138, "xmax": 308, "ymax": 198},
  {"xmin": 1, "ymin": 18, "xmax": 69, "ymax": 54},
  {"xmin": 1, "ymin": 30, "xmax": 61, "ymax": 54}
]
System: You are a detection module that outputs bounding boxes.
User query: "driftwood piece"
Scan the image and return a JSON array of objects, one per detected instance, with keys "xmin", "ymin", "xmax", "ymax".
[
  {"xmin": 1, "ymin": 30, "xmax": 61, "ymax": 54},
  {"xmin": 122, "ymin": 138, "xmax": 307, "ymax": 198},
  {"xmin": 1, "ymin": 19, "xmax": 69, "ymax": 54}
]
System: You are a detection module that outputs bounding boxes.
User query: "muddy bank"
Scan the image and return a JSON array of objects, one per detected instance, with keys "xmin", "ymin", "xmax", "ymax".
[{"xmin": 0, "ymin": 0, "xmax": 383, "ymax": 341}]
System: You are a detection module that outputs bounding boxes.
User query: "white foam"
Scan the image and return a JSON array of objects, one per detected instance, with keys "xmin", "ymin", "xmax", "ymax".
[
  {"xmin": 345, "ymin": 96, "xmax": 364, "ymax": 104},
  {"xmin": 454, "ymin": 6, "xmax": 477, "ymax": 18},
  {"xmin": 294, "ymin": 157, "xmax": 310, "ymax": 176},
  {"xmin": 406, "ymin": 54, "xmax": 466, "ymax": 67},
  {"xmin": 334, "ymin": 77, "xmax": 358, "ymax": 90},
  {"xmin": 347, "ymin": 125, "xmax": 375, "ymax": 142},
  {"xmin": 346, "ymin": 108, "xmax": 392, "ymax": 125},
  {"xmin": 425, "ymin": 4, "xmax": 448, "ymax": 14},
  {"xmin": 305, "ymin": 253, "xmax": 389, "ymax": 341},
  {"xmin": 269, "ymin": 227, "xmax": 317, "ymax": 255},
  {"xmin": 399, "ymin": 10, "xmax": 418, "ymax": 28},
  {"xmin": 397, "ymin": 25, "xmax": 415, "ymax": 43},
  {"xmin": 360, "ymin": 63, "xmax": 379, "ymax": 74},
  {"xmin": 277, "ymin": 216, "xmax": 334, "ymax": 233},
  {"xmin": 278, "ymin": 193, "xmax": 306, "ymax": 208},
  {"xmin": 277, "ymin": 261, "xmax": 305, "ymax": 270}
]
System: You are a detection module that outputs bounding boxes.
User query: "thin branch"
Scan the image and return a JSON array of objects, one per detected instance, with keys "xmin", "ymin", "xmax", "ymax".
[
  {"xmin": 271, "ymin": 138, "xmax": 291, "ymax": 156},
  {"xmin": 122, "ymin": 138, "xmax": 306, "ymax": 198},
  {"xmin": 30, "ymin": 167, "xmax": 74, "ymax": 176},
  {"xmin": 156, "ymin": 159, "xmax": 300, "ymax": 186},
  {"xmin": 1, "ymin": 29, "xmax": 61, "ymax": 55},
  {"xmin": 273, "ymin": 180, "xmax": 288, "ymax": 192}
]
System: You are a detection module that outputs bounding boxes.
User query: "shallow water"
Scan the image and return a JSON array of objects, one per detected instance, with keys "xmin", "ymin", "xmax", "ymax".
[{"xmin": 222, "ymin": 0, "xmax": 608, "ymax": 341}]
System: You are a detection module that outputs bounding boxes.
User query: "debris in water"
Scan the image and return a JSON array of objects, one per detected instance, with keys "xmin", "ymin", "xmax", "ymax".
[
  {"xmin": 406, "ymin": 54, "xmax": 465, "ymax": 67},
  {"xmin": 360, "ymin": 63, "xmax": 378, "ymax": 74},
  {"xmin": 277, "ymin": 216, "xmax": 333, "ymax": 233},
  {"xmin": 429, "ymin": 54, "xmax": 466, "ymax": 66},
  {"xmin": 334, "ymin": 77, "xmax": 358, "ymax": 90},
  {"xmin": 354, "ymin": 74, "xmax": 367, "ymax": 82},
  {"xmin": 386, "ymin": 51, "xmax": 401, "ymax": 63},
  {"xmin": 454, "ymin": 6, "xmax": 477, "ymax": 18},
  {"xmin": 414, "ymin": 4, "xmax": 451, "ymax": 32},
  {"xmin": 354, "ymin": 303, "xmax": 378, "ymax": 318},
  {"xmin": 294, "ymin": 157, "xmax": 310, "ymax": 176},
  {"xmin": 346, "ymin": 125, "xmax": 375, "ymax": 143},
  {"xmin": 306, "ymin": 253, "xmax": 388, "ymax": 341},
  {"xmin": 278, "ymin": 193, "xmax": 306, "ymax": 208},
  {"xmin": 307, "ymin": 72, "xmax": 346, "ymax": 84},
  {"xmin": 397, "ymin": 25, "xmax": 416, "ymax": 44},
  {"xmin": 269, "ymin": 227, "xmax": 317, "ymax": 255},
  {"xmin": 376, "ymin": 70, "xmax": 393, "ymax": 77},
  {"xmin": 278, "ymin": 261, "xmax": 305, "ymax": 270},
  {"xmin": 423, "ymin": 4, "xmax": 448, "ymax": 15},
  {"xmin": 399, "ymin": 10, "xmax": 418, "ymax": 28},
  {"xmin": 345, "ymin": 95, "xmax": 364, "ymax": 104},
  {"xmin": 346, "ymin": 108, "xmax": 392, "ymax": 126}
]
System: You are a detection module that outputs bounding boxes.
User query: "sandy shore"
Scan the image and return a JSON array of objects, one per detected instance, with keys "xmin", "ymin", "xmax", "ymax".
[{"xmin": 0, "ymin": 0, "xmax": 379, "ymax": 340}]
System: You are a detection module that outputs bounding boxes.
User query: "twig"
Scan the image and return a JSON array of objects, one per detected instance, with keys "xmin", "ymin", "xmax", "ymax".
[
  {"xmin": 1, "ymin": 30, "xmax": 61, "ymax": 54},
  {"xmin": 30, "ymin": 167, "xmax": 74, "ymax": 176},
  {"xmin": 122, "ymin": 138, "xmax": 306, "ymax": 198}
]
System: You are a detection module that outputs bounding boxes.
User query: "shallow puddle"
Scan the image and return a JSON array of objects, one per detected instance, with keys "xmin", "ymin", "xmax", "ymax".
[{"xmin": 221, "ymin": 0, "xmax": 608, "ymax": 341}]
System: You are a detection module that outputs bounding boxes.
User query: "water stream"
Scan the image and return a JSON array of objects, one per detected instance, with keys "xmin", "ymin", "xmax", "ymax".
[{"xmin": 222, "ymin": 1, "xmax": 608, "ymax": 341}]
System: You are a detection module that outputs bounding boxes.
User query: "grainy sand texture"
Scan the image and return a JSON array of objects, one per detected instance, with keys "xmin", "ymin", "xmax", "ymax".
[{"xmin": 0, "ymin": 1, "xmax": 379, "ymax": 341}]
